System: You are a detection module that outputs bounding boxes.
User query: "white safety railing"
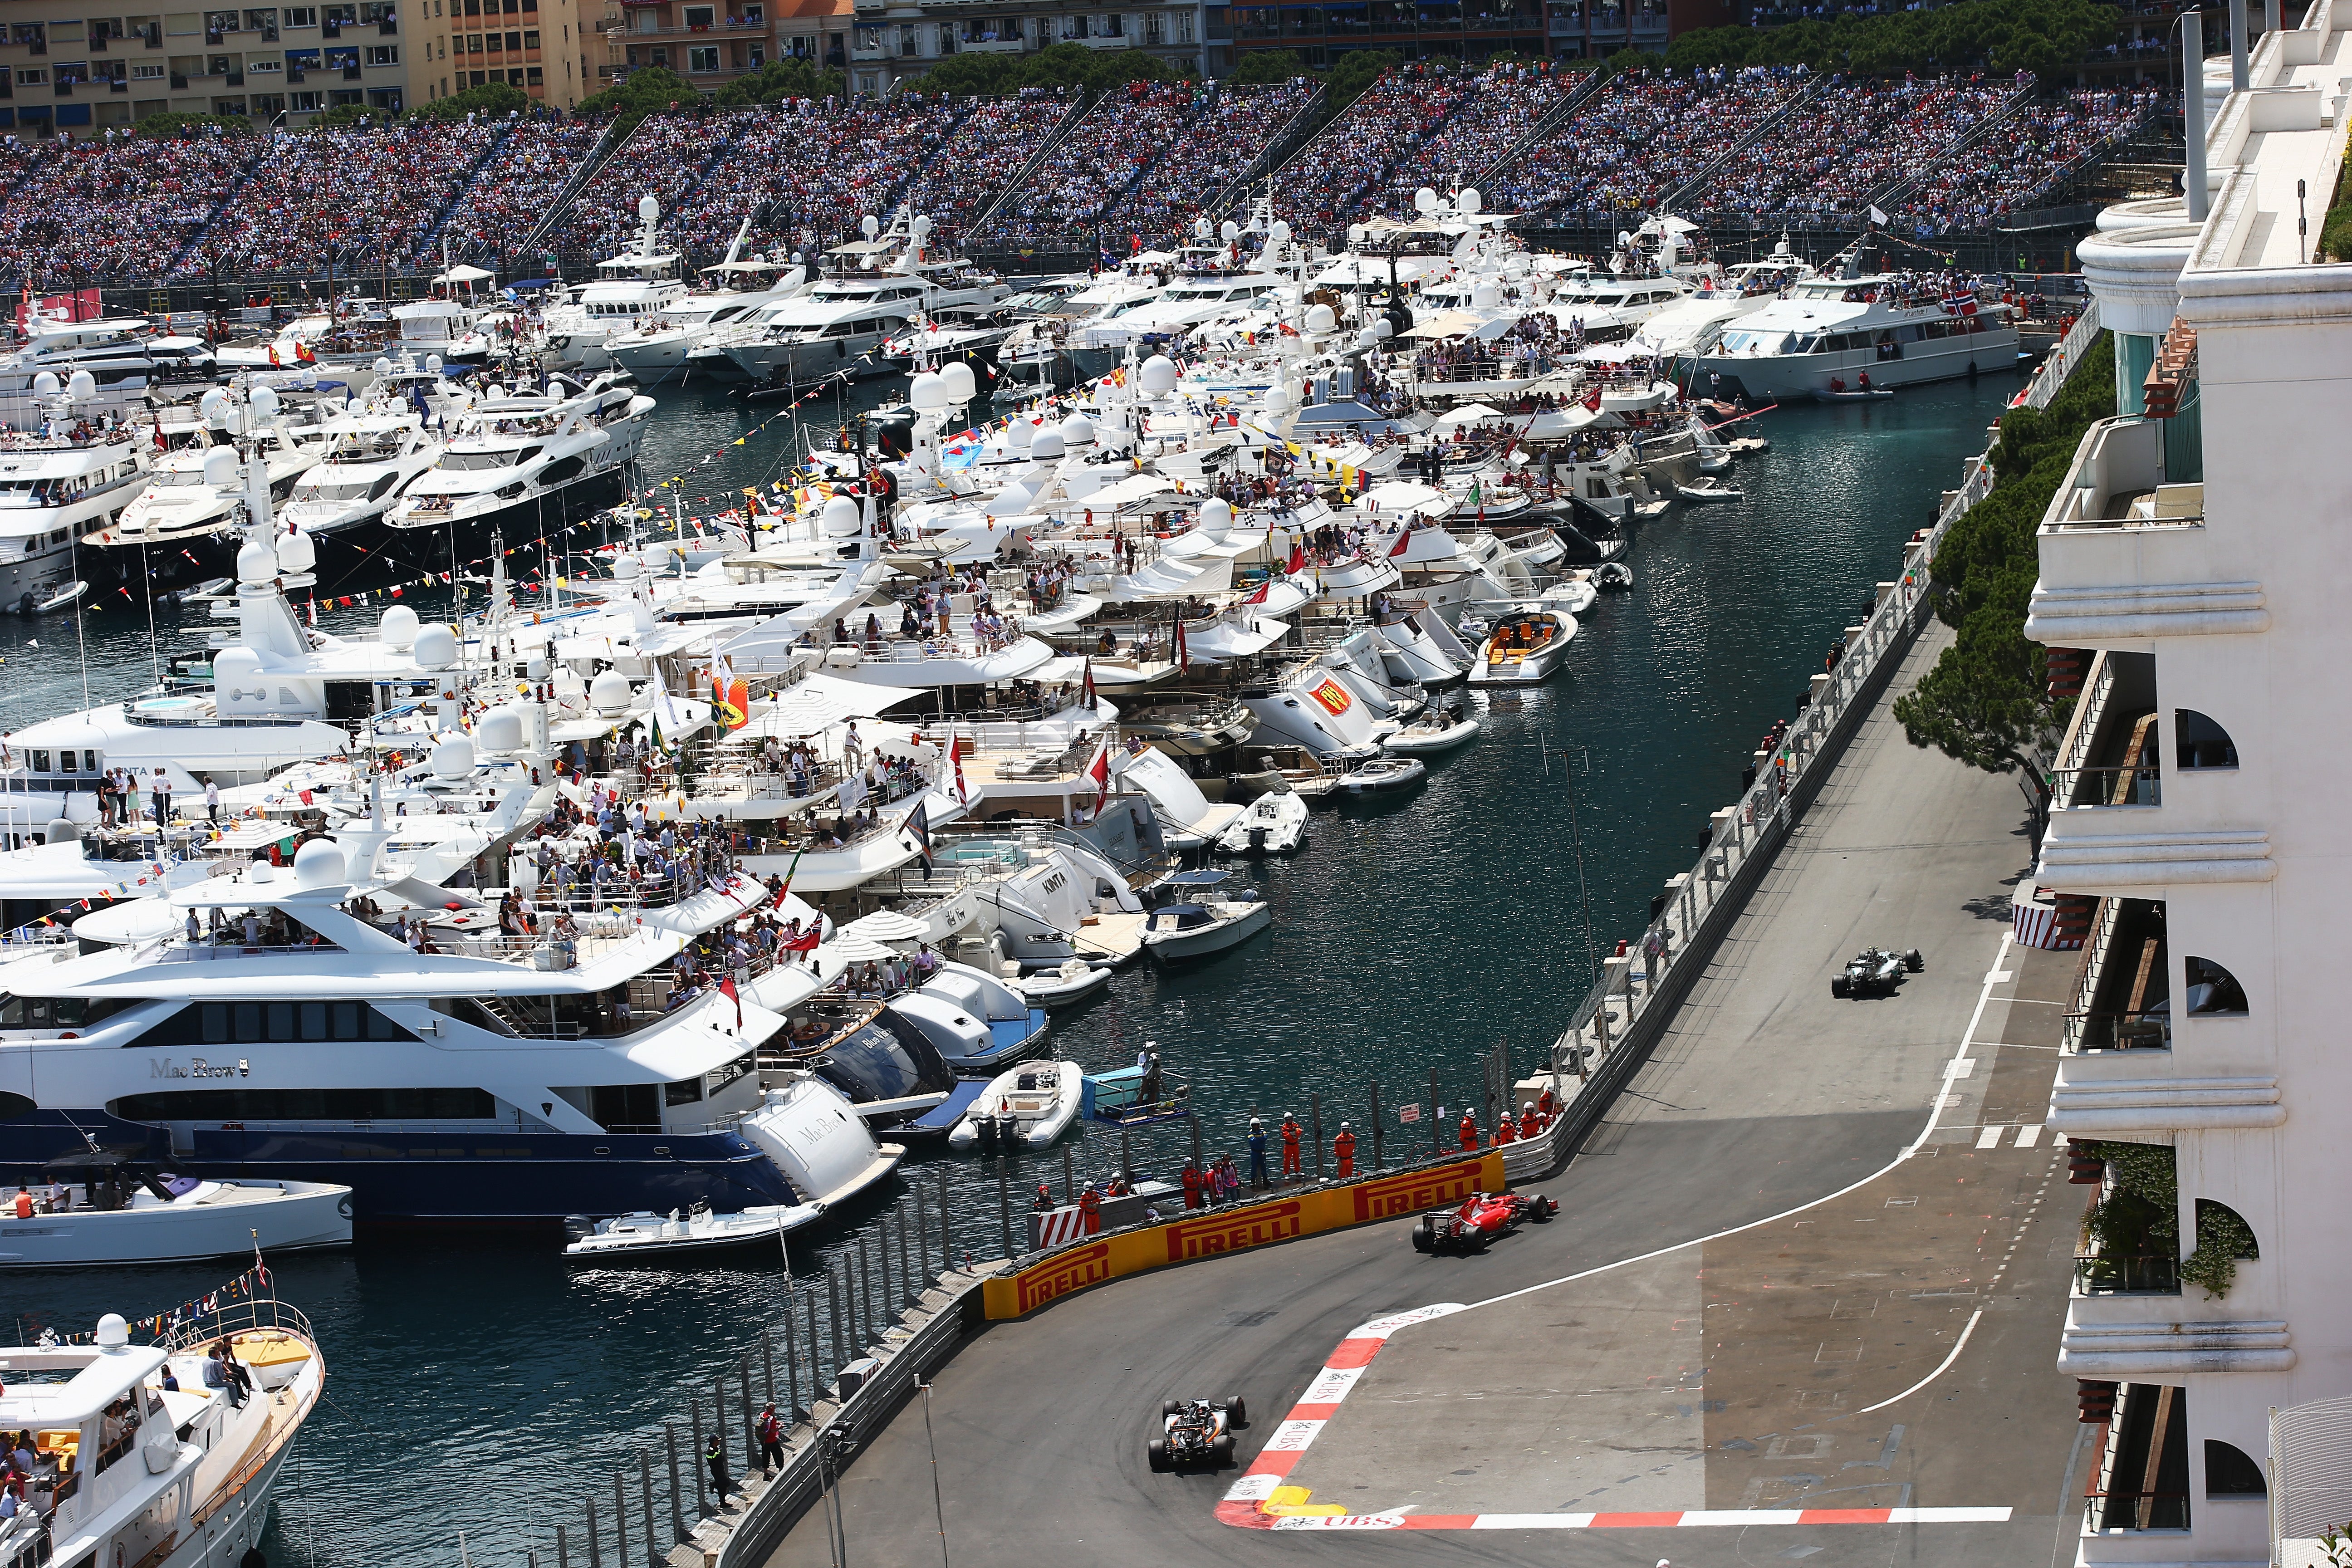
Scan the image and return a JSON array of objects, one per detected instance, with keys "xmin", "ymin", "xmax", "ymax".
[{"xmin": 2024, "ymin": 298, "xmax": 2104, "ymax": 412}]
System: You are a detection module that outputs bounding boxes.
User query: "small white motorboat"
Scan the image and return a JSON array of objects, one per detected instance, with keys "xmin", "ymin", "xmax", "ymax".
[
  {"xmin": 947, "ymin": 1059, "xmax": 1085, "ymax": 1151},
  {"xmin": 1338, "ymin": 755, "xmax": 1429, "ymax": 793},
  {"xmin": 1216, "ymin": 789, "xmax": 1308, "ymax": 854},
  {"xmin": 34, "ymin": 579, "xmax": 85, "ymax": 613},
  {"xmin": 1018, "ymin": 956, "xmax": 1115, "ymax": 1009},
  {"xmin": 564, "ymin": 1199, "xmax": 826, "ymax": 1261},
  {"xmin": 1385, "ymin": 716, "xmax": 1481, "ymax": 755},
  {"xmin": 1676, "ymin": 480, "xmax": 1743, "ymax": 503},
  {"xmin": 1727, "ymin": 435, "xmax": 1770, "ymax": 456},
  {"xmin": 0, "ymin": 1156, "xmax": 351, "ymax": 1268},
  {"xmin": 1820, "ymin": 386, "xmax": 1893, "ymax": 401},
  {"xmin": 1468, "ymin": 606, "xmax": 1576, "ymax": 686},
  {"xmin": 1537, "ymin": 578, "xmax": 1598, "ymax": 616},
  {"xmin": 1141, "ymin": 872, "xmax": 1273, "ymax": 963}
]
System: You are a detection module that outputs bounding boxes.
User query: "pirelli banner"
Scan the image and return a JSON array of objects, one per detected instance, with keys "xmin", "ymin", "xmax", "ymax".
[{"xmin": 982, "ymin": 1154, "xmax": 1505, "ymax": 1320}]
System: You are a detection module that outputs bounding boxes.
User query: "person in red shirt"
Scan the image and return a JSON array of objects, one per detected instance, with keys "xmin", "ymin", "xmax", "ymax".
[
  {"xmin": 1279, "ymin": 1114, "xmax": 1303, "ymax": 1180},
  {"xmin": 1079, "ymin": 1184, "xmax": 1102, "ymax": 1235},
  {"xmin": 1458, "ymin": 1111, "xmax": 1479, "ymax": 1152},
  {"xmin": 1180, "ymin": 1160, "xmax": 1205, "ymax": 1210},
  {"xmin": 1495, "ymin": 1114, "xmax": 1516, "ymax": 1146},
  {"xmin": 1519, "ymin": 1105, "xmax": 1540, "ymax": 1140},
  {"xmin": 1333, "ymin": 1122, "xmax": 1356, "ymax": 1179}
]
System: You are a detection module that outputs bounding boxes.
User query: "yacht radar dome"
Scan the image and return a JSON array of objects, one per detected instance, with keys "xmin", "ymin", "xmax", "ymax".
[
  {"xmin": 610, "ymin": 554, "xmax": 642, "ymax": 581},
  {"xmin": 937, "ymin": 360, "xmax": 976, "ymax": 402},
  {"xmin": 235, "ymin": 538, "xmax": 278, "ymax": 582},
  {"xmin": 1139, "ymin": 355, "xmax": 1178, "ymax": 395},
  {"xmin": 30, "ymin": 371, "xmax": 58, "ymax": 397},
  {"xmin": 277, "ymin": 527, "xmax": 316, "ymax": 574},
  {"xmin": 639, "ymin": 195, "xmax": 660, "ymax": 222},
  {"xmin": 65, "ymin": 369, "xmax": 95, "ymax": 401},
  {"xmin": 1304, "ymin": 304, "xmax": 1336, "ymax": 336},
  {"xmin": 1269, "ymin": 220, "xmax": 1291, "ymax": 246},
  {"xmin": 426, "ymin": 353, "xmax": 443, "ymax": 375},
  {"xmin": 821, "ymin": 495, "xmax": 861, "ymax": 534},
  {"xmin": 95, "ymin": 1313, "xmax": 128, "ymax": 1350},
  {"xmin": 1459, "ymin": 187, "xmax": 1483, "ymax": 214},
  {"xmin": 429, "ymin": 735, "xmax": 474, "ymax": 779},
  {"xmin": 379, "ymin": 603, "xmax": 419, "ymax": 649},
  {"xmin": 1198, "ymin": 497, "xmax": 1234, "ymax": 537},
  {"xmin": 204, "ymin": 447, "xmax": 240, "ymax": 488},
  {"xmin": 292, "ymin": 837, "xmax": 347, "ymax": 891},
  {"xmin": 1006, "ymin": 418, "xmax": 1035, "ymax": 453},
  {"xmin": 1220, "ymin": 220, "xmax": 1240, "ymax": 244},
  {"xmin": 1029, "ymin": 428, "xmax": 1065, "ymax": 461},
  {"xmin": 412, "ymin": 622, "xmax": 459, "ymax": 671},
  {"xmin": 861, "ymin": 214, "xmax": 881, "ymax": 239},
  {"xmin": 1058, "ymin": 413, "xmax": 1095, "ymax": 446},
  {"xmin": 250, "ymin": 383, "xmax": 280, "ymax": 420},
  {"xmin": 476, "ymin": 707, "xmax": 524, "ymax": 754},
  {"xmin": 909, "ymin": 372, "xmax": 949, "ymax": 413},
  {"xmin": 589, "ymin": 670, "xmax": 632, "ymax": 714},
  {"xmin": 1415, "ymin": 187, "xmax": 1440, "ymax": 216}
]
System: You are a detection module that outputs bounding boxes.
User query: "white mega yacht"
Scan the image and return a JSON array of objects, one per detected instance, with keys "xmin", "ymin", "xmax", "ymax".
[
  {"xmin": 0, "ymin": 430, "xmax": 151, "ymax": 612},
  {"xmin": 715, "ymin": 213, "xmax": 1010, "ymax": 387},
  {"xmin": 607, "ymin": 224, "xmax": 808, "ymax": 382},
  {"xmin": 0, "ymin": 1298, "xmax": 322, "ymax": 1568},
  {"xmin": 1690, "ymin": 261, "xmax": 2020, "ymax": 400},
  {"xmin": 0, "ymin": 837, "xmax": 900, "ymax": 1224},
  {"xmin": 384, "ymin": 374, "xmax": 652, "ymax": 571},
  {"xmin": 543, "ymin": 196, "xmax": 691, "ymax": 372},
  {"xmin": 277, "ymin": 410, "xmax": 443, "ymax": 544},
  {"xmin": 0, "ymin": 316, "xmax": 216, "ymax": 425}
]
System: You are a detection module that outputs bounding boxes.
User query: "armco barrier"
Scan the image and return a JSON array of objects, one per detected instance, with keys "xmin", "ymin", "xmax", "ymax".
[{"xmin": 984, "ymin": 1153, "xmax": 1505, "ymax": 1319}]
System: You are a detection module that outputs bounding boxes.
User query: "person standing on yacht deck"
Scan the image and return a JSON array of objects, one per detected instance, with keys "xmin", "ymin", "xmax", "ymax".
[
  {"xmin": 204, "ymin": 776, "xmax": 220, "ymax": 824},
  {"xmin": 151, "ymin": 769, "xmax": 171, "ymax": 826}
]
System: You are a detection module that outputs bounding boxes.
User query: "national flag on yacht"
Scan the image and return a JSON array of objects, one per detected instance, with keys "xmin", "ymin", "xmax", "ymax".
[
  {"xmin": 944, "ymin": 720, "xmax": 969, "ymax": 805},
  {"xmin": 1243, "ymin": 578, "xmax": 1271, "ymax": 606},
  {"xmin": 650, "ymin": 680, "xmax": 687, "ymax": 755},
  {"xmin": 769, "ymin": 847, "xmax": 804, "ymax": 907},
  {"xmin": 1081, "ymin": 657, "xmax": 1098, "ymax": 710},
  {"xmin": 1285, "ymin": 541, "xmax": 1306, "ymax": 575},
  {"xmin": 1388, "ymin": 529, "xmax": 1411, "ymax": 559},
  {"xmin": 1867, "ymin": 204, "xmax": 1888, "ymax": 226},
  {"xmin": 907, "ymin": 799, "xmax": 933, "ymax": 875},
  {"xmin": 1085, "ymin": 738, "xmax": 1112, "ymax": 808},
  {"xmin": 1175, "ymin": 615, "xmax": 1189, "ymax": 675},
  {"xmin": 718, "ymin": 975, "xmax": 743, "ymax": 1028},
  {"xmin": 1944, "ymin": 292, "xmax": 1979, "ymax": 316}
]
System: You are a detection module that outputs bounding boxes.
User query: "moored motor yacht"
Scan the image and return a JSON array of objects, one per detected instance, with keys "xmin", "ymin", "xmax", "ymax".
[
  {"xmin": 0, "ymin": 429, "xmax": 150, "ymax": 613},
  {"xmin": 1690, "ymin": 260, "xmax": 2018, "ymax": 400},
  {"xmin": 1214, "ymin": 789, "xmax": 1307, "ymax": 854},
  {"xmin": 946, "ymin": 1058, "xmax": 1083, "ymax": 1152},
  {"xmin": 0, "ymin": 1156, "xmax": 351, "ymax": 1268}
]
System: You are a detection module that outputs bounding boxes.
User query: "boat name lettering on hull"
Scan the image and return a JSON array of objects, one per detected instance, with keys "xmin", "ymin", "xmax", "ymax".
[
  {"xmin": 1164, "ymin": 1200, "xmax": 1304, "ymax": 1263},
  {"xmin": 1350, "ymin": 1160, "xmax": 1486, "ymax": 1222},
  {"xmin": 150, "ymin": 1057, "xmax": 247, "ymax": 1080},
  {"xmin": 1016, "ymin": 1240, "xmax": 1112, "ymax": 1314}
]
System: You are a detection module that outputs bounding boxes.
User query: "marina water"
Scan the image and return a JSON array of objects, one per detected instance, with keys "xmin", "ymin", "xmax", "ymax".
[{"xmin": 2, "ymin": 369, "xmax": 2017, "ymax": 1567}]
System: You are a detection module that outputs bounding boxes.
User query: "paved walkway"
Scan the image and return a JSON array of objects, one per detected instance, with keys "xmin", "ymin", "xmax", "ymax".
[{"xmin": 768, "ymin": 623, "xmax": 2091, "ymax": 1568}]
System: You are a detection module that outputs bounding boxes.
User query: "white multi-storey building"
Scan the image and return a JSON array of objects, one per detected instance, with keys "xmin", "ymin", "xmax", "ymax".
[{"xmin": 2036, "ymin": 1, "xmax": 2352, "ymax": 1563}]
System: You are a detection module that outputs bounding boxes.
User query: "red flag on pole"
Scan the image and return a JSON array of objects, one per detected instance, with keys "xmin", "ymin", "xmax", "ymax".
[
  {"xmin": 718, "ymin": 975, "xmax": 743, "ymax": 1029},
  {"xmin": 1175, "ymin": 616, "xmax": 1189, "ymax": 675},
  {"xmin": 1286, "ymin": 541, "xmax": 1307, "ymax": 575},
  {"xmin": 1387, "ymin": 529, "xmax": 1411, "ymax": 559},
  {"xmin": 1243, "ymin": 579, "xmax": 1271, "ymax": 606}
]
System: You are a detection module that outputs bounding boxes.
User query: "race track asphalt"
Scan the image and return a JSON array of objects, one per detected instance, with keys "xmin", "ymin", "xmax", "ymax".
[{"xmin": 769, "ymin": 621, "xmax": 2069, "ymax": 1568}]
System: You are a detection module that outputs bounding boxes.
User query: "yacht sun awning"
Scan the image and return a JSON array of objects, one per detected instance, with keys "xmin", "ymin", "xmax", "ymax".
[{"xmin": 731, "ymin": 673, "xmax": 926, "ymax": 738}]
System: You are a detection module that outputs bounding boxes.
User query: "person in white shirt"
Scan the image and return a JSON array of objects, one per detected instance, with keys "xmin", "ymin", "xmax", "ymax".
[{"xmin": 203, "ymin": 775, "xmax": 220, "ymax": 823}]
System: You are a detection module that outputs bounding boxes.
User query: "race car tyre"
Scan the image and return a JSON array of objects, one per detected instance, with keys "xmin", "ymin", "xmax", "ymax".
[
  {"xmin": 1413, "ymin": 1217, "xmax": 1434, "ymax": 1252},
  {"xmin": 1831, "ymin": 976, "xmax": 1851, "ymax": 998},
  {"xmin": 1529, "ymin": 1195, "xmax": 1555, "ymax": 1220},
  {"xmin": 1211, "ymin": 1434, "xmax": 1235, "ymax": 1466},
  {"xmin": 1161, "ymin": 1399, "xmax": 1181, "ymax": 1417},
  {"xmin": 1147, "ymin": 1438, "xmax": 1169, "ymax": 1472},
  {"xmin": 1227, "ymin": 1396, "xmax": 1248, "ymax": 1426},
  {"xmin": 1906, "ymin": 949, "xmax": 1924, "ymax": 972}
]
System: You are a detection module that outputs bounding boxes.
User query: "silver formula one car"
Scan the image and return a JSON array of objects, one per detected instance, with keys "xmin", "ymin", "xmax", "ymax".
[{"xmin": 1832, "ymin": 945, "xmax": 1924, "ymax": 998}]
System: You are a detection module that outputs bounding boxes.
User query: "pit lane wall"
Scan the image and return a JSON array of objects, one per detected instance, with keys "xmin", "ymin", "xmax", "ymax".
[{"xmin": 982, "ymin": 1153, "xmax": 1506, "ymax": 1319}]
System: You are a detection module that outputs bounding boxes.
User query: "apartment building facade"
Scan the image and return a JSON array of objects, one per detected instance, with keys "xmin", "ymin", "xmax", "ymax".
[
  {"xmin": 2038, "ymin": 1, "xmax": 2352, "ymax": 1563},
  {"xmin": 843, "ymin": 0, "xmax": 1211, "ymax": 93}
]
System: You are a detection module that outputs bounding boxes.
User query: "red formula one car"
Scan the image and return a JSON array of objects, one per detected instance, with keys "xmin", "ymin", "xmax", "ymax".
[{"xmin": 1411, "ymin": 1189, "xmax": 1557, "ymax": 1253}]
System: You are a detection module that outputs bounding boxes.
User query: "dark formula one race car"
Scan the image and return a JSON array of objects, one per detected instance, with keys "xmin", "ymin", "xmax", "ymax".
[
  {"xmin": 1411, "ymin": 1189, "xmax": 1558, "ymax": 1254},
  {"xmin": 1832, "ymin": 945, "xmax": 1924, "ymax": 998},
  {"xmin": 1148, "ymin": 1396, "xmax": 1246, "ymax": 1471}
]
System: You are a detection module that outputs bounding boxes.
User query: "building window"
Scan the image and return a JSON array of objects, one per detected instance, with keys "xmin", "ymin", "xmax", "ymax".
[
  {"xmin": 365, "ymin": 42, "xmax": 396, "ymax": 60},
  {"xmin": 898, "ymin": 22, "xmax": 916, "ymax": 52},
  {"xmin": 1176, "ymin": 9, "xmax": 1194, "ymax": 38},
  {"xmin": 466, "ymin": 32, "xmax": 482, "ymax": 50},
  {"xmin": 286, "ymin": 6, "xmax": 318, "ymax": 23},
  {"xmin": 688, "ymin": 43, "xmax": 717, "ymax": 69},
  {"xmin": 289, "ymin": 87, "xmax": 319, "ymax": 105},
  {"xmin": 16, "ymin": 70, "xmax": 48, "ymax": 87},
  {"xmin": 247, "ymin": 54, "xmax": 282, "ymax": 69},
  {"xmin": 682, "ymin": 4, "xmax": 714, "ymax": 27},
  {"xmin": 366, "ymin": 83, "xmax": 400, "ymax": 105},
  {"xmin": 522, "ymin": 28, "xmax": 538, "ymax": 46},
  {"xmin": 132, "ymin": 61, "xmax": 165, "ymax": 77},
  {"xmin": 505, "ymin": 30, "xmax": 519, "ymax": 48},
  {"xmin": 525, "ymin": 63, "xmax": 540, "ymax": 82}
]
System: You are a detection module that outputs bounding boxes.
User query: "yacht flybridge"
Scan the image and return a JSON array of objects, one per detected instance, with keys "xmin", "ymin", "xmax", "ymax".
[
  {"xmin": 0, "ymin": 1298, "xmax": 322, "ymax": 1568},
  {"xmin": 608, "ymin": 220, "xmax": 808, "ymax": 382},
  {"xmin": 1690, "ymin": 258, "xmax": 2020, "ymax": 400}
]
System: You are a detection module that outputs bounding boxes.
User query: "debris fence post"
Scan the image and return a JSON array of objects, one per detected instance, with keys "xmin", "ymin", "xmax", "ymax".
[
  {"xmin": 826, "ymin": 1266, "xmax": 847, "ymax": 1383},
  {"xmin": 936, "ymin": 1167, "xmax": 952, "ymax": 1271},
  {"xmin": 1370, "ymin": 1081, "xmax": 1382, "ymax": 1169},
  {"xmin": 914, "ymin": 1183, "xmax": 931, "ymax": 1282},
  {"xmin": 1190, "ymin": 1110, "xmax": 1205, "ymax": 1174},
  {"xmin": 638, "ymin": 1449, "xmax": 657, "ymax": 1568},
  {"xmin": 1062, "ymin": 1143, "xmax": 1074, "ymax": 1203},
  {"xmin": 784, "ymin": 1311, "xmax": 805, "ymax": 1424},
  {"xmin": 997, "ymin": 1164, "xmax": 1012, "ymax": 1259},
  {"xmin": 898, "ymin": 1205, "xmax": 915, "ymax": 1306},
  {"xmin": 585, "ymin": 1498, "xmax": 601, "ymax": 1568},
  {"xmin": 612, "ymin": 1474, "xmax": 629, "ymax": 1568},
  {"xmin": 556, "ymin": 1523, "xmax": 569, "ymax": 1568},
  {"xmin": 1310, "ymin": 1093, "xmax": 1324, "ymax": 1180},
  {"xmin": 1430, "ymin": 1068, "xmax": 1442, "ymax": 1156},
  {"xmin": 739, "ymin": 1357, "xmax": 755, "ymax": 1472},
  {"xmin": 762, "ymin": 1330, "xmax": 775, "ymax": 1411},
  {"xmin": 664, "ymin": 1421, "xmax": 686, "ymax": 1546}
]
